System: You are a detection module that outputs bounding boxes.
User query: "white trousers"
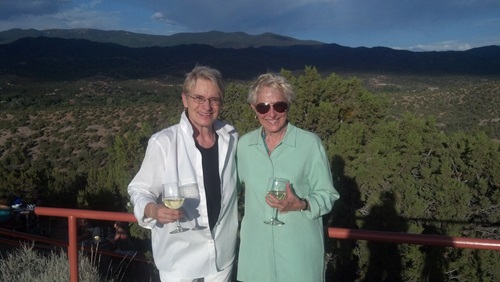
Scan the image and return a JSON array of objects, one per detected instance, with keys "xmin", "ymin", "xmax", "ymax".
[{"xmin": 159, "ymin": 264, "xmax": 233, "ymax": 282}]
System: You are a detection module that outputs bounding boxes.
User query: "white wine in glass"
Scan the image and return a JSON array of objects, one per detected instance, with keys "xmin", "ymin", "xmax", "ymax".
[
  {"xmin": 264, "ymin": 177, "xmax": 289, "ymax": 226},
  {"xmin": 163, "ymin": 197, "xmax": 184, "ymax": 210},
  {"xmin": 267, "ymin": 190, "xmax": 286, "ymax": 200},
  {"xmin": 163, "ymin": 182, "xmax": 189, "ymax": 234}
]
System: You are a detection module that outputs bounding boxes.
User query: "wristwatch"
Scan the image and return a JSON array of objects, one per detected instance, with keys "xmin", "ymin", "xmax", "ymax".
[{"xmin": 300, "ymin": 198, "xmax": 309, "ymax": 211}]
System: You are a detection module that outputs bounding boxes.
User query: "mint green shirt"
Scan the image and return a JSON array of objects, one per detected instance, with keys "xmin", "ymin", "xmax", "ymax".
[{"xmin": 236, "ymin": 123, "xmax": 339, "ymax": 282}]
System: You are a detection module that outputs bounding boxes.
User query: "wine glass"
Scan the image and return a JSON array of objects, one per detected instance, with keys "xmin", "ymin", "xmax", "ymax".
[
  {"xmin": 264, "ymin": 177, "xmax": 289, "ymax": 226},
  {"xmin": 162, "ymin": 182, "xmax": 189, "ymax": 234},
  {"xmin": 181, "ymin": 182, "xmax": 207, "ymax": 230}
]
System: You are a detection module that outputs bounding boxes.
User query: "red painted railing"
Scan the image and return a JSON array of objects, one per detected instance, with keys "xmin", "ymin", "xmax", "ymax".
[
  {"xmin": 35, "ymin": 207, "xmax": 137, "ymax": 282},
  {"xmin": 29, "ymin": 207, "xmax": 500, "ymax": 282},
  {"xmin": 328, "ymin": 228, "xmax": 500, "ymax": 250}
]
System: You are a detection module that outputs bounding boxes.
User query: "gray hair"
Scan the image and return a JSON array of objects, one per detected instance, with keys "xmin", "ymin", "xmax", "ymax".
[
  {"xmin": 247, "ymin": 73, "xmax": 295, "ymax": 105},
  {"xmin": 183, "ymin": 65, "xmax": 225, "ymax": 99}
]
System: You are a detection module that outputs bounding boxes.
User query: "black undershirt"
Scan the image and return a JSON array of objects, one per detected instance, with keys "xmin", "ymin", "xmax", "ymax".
[{"xmin": 195, "ymin": 135, "xmax": 221, "ymax": 231}]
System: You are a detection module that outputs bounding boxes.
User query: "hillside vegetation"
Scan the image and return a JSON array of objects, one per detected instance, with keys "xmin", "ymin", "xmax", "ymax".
[
  {"xmin": 0, "ymin": 68, "xmax": 499, "ymax": 281},
  {"xmin": 2, "ymin": 36, "xmax": 500, "ymax": 83},
  {"xmin": 356, "ymin": 73, "xmax": 500, "ymax": 140}
]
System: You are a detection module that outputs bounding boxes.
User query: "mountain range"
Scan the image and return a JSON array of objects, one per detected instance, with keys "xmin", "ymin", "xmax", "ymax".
[
  {"xmin": 0, "ymin": 28, "xmax": 323, "ymax": 49},
  {"xmin": 0, "ymin": 28, "xmax": 499, "ymax": 80}
]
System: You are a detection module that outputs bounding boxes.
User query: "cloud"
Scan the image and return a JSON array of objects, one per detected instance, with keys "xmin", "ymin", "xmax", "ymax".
[
  {"xmin": 402, "ymin": 41, "xmax": 474, "ymax": 52},
  {"xmin": 139, "ymin": 0, "xmax": 337, "ymax": 33},
  {"xmin": 151, "ymin": 12, "xmax": 176, "ymax": 25},
  {"xmin": 0, "ymin": 0, "xmax": 121, "ymax": 31},
  {"xmin": 0, "ymin": 0, "xmax": 68, "ymax": 18}
]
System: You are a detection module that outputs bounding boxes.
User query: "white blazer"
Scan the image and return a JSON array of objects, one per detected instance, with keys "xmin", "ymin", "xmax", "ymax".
[{"xmin": 128, "ymin": 112, "xmax": 238, "ymax": 278}]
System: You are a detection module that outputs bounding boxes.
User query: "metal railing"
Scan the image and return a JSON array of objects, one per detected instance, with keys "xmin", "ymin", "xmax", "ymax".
[
  {"xmin": 328, "ymin": 227, "xmax": 500, "ymax": 250},
  {"xmin": 24, "ymin": 207, "xmax": 500, "ymax": 282},
  {"xmin": 34, "ymin": 207, "xmax": 137, "ymax": 282}
]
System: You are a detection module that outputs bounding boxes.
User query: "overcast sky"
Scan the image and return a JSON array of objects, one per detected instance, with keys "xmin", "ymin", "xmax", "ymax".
[{"xmin": 1, "ymin": 0, "xmax": 499, "ymax": 51}]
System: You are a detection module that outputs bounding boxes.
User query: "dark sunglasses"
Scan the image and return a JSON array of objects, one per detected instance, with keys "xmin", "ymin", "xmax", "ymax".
[{"xmin": 255, "ymin": 102, "xmax": 289, "ymax": 114}]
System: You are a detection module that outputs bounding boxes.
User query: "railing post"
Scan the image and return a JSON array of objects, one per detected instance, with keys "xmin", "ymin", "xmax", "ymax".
[{"xmin": 68, "ymin": 215, "xmax": 78, "ymax": 282}]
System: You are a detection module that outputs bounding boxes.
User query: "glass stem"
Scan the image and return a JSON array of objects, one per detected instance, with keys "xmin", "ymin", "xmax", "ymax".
[{"xmin": 273, "ymin": 208, "xmax": 278, "ymax": 221}]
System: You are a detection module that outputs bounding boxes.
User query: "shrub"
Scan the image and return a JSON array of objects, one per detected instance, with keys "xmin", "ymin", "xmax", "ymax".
[{"xmin": 0, "ymin": 243, "xmax": 102, "ymax": 281}]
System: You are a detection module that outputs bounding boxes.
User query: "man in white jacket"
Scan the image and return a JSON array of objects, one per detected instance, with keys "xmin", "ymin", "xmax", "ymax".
[{"xmin": 128, "ymin": 66, "xmax": 238, "ymax": 282}]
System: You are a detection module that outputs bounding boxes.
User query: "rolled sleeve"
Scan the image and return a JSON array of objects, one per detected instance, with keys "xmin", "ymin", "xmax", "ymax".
[{"xmin": 129, "ymin": 187, "xmax": 158, "ymax": 228}]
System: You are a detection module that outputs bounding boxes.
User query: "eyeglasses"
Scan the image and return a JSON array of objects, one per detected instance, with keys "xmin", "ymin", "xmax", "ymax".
[
  {"xmin": 186, "ymin": 94, "xmax": 222, "ymax": 106},
  {"xmin": 255, "ymin": 102, "xmax": 289, "ymax": 114}
]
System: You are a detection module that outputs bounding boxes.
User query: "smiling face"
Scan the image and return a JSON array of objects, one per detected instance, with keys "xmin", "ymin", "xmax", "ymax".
[
  {"xmin": 252, "ymin": 86, "xmax": 288, "ymax": 136},
  {"xmin": 182, "ymin": 78, "xmax": 221, "ymax": 132}
]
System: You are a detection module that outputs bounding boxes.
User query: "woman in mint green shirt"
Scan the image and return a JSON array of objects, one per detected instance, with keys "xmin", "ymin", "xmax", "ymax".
[{"xmin": 236, "ymin": 73, "xmax": 340, "ymax": 282}]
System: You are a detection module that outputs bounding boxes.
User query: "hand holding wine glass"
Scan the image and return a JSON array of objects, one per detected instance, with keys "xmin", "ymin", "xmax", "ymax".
[
  {"xmin": 264, "ymin": 177, "xmax": 289, "ymax": 226},
  {"xmin": 163, "ymin": 182, "xmax": 189, "ymax": 234}
]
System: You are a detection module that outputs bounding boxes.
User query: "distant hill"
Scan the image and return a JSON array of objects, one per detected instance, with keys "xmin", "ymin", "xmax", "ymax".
[
  {"xmin": 0, "ymin": 31, "xmax": 499, "ymax": 81},
  {"xmin": 0, "ymin": 28, "xmax": 323, "ymax": 49}
]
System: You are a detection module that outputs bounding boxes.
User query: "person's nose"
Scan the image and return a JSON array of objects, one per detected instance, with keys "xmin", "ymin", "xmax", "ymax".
[
  {"xmin": 268, "ymin": 106, "xmax": 277, "ymax": 116},
  {"xmin": 200, "ymin": 99, "xmax": 213, "ymax": 109}
]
